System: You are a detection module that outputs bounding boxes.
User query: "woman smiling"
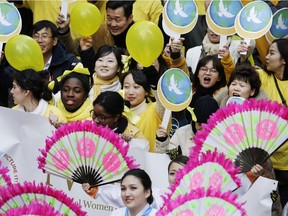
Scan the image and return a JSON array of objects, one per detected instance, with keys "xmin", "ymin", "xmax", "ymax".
[
  {"xmin": 56, "ymin": 67, "xmax": 92, "ymax": 122},
  {"xmin": 110, "ymin": 169, "xmax": 157, "ymax": 216}
]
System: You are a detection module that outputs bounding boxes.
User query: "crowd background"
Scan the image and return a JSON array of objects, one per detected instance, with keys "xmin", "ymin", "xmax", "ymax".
[{"xmin": 0, "ymin": 0, "xmax": 288, "ymax": 215}]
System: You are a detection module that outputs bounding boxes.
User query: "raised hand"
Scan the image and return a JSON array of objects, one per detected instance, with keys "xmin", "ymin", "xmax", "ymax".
[
  {"xmin": 80, "ymin": 36, "xmax": 93, "ymax": 51},
  {"xmin": 56, "ymin": 11, "xmax": 70, "ymax": 33}
]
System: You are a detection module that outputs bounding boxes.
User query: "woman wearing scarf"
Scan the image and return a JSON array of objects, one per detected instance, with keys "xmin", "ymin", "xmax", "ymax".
[
  {"xmin": 11, "ymin": 68, "xmax": 66, "ymax": 127},
  {"xmin": 55, "ymin": 65, "xmax": 93, "ymax": 122},
  {"xmin": 80, "ymin": 45, "xmax": 124, "ymax": 101}
]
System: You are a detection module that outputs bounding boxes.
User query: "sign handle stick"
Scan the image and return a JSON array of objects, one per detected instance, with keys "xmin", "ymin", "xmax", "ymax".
[
  {"xmin": 161, "ymin": 108, "xmax": 171, "ymax": 131},
  {"xmin": 61, "ymin": 0, "xmax": 69, "ymax": 20},
  {"xmin": 240, "ymin": 38, "xmax": 251, "ymax": 55}
]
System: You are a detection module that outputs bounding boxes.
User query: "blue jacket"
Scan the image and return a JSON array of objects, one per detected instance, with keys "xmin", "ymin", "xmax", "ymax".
[{"xmin": 48, "ymin": 40, "xmax": 79, "ymax": 93}]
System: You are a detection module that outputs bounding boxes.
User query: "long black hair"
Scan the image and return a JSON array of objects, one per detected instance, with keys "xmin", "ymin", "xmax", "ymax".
[{"xmin": 265, "ymin": 39, "xmax": 288, "ymax": 80}]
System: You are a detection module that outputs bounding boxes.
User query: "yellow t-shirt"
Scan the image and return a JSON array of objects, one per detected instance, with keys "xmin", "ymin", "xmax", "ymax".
[
  {"xmin": 21, "ymin": 0, "xmax": 107, "ymax": 39},
  {"xmin": 258, "ymin": 69, "xmax": 288, "ymax": 170},
  {"xmin": 136, "ymin": 103, "xmax": 162, "ymax": 152},
  {"xmin": 195, "ymin": 0, "xmax": 206, "ymax": 15},
  {"xmin": 132, "ymin": 0, "xmax": 163, "ymax": 24}
]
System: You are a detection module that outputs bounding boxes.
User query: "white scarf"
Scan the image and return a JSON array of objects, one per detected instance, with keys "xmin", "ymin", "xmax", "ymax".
[
  {"xmin": 130, "ymin": 100, "xmax": 147, "ymax": 116},
  {"xmin": 17, "ymin": 99, "xmax": 48, "ymax": 116},
  {"xmin": 89, "ymin": 79, "xmax": 121, "ymax": 101}
]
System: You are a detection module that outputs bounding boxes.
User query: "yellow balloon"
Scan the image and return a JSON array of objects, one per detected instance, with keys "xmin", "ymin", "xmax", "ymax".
[
  {"xmin": 126, "ymin": 21, "xmax": 164, "ymax": 67},
  {"xmin": 5, "ymin": 35, "xmax": 44, "ymax": 71},
  {"xmin": 70, "ymin": 3, "xmax": 101, "ymax": 36}
]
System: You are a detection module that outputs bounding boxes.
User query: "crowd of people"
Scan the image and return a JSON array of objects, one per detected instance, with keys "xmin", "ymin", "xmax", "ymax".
[{"xmin": 0, "ymin": 0, "xmax": 288, "ymax": 215}]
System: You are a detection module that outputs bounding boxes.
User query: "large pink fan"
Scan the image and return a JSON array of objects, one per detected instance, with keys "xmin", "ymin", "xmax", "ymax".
[
  {"xmin": 163, "ymin": 150, "xmax": 241, "ymax": 203},
  {"xmin": 38, "ymin": 120, "xmax": 138, "ymax": 187},
  {"xmin": 0, "ymin": 181, "xmax": 86, "ymax": 215},
  {"xmin": 4, "ymin": 203, "xmax": 63, "ymax": 216},
  {"xmin": 193, "ymin": 99, "xmax": 288, "ymax": 173},
  {"xmin": 0, "ymin": 161, "xmax": 12, "ymax": 189},
  {"xmin": 157, "ymin": 187, "xmax": 246, "ymax": 216}
]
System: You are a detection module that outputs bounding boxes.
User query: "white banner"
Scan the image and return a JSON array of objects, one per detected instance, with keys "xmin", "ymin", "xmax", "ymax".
[
  {"xmin": 0, "ymin": 107, "xmax": 169, "ymax": 215},
  {"xmin": 238, "ymin": 176, "xmax": 277, "ymax": 216}
]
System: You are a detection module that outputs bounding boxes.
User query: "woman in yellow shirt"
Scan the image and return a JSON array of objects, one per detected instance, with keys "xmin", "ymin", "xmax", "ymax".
[
  {"xmin": 56, "ymin": 69, "xmax": 93, "ymax": 122},
  {"xmin": 239, "ymin": 38, "xmax": 288, "ymax": 207},
  {"xmin": 11, "ymin": 69, "xmax": 66, "ymax": 127},
  {"xmin": 91, "ymin": 91, "xmax": 145, "ymax": 142}
]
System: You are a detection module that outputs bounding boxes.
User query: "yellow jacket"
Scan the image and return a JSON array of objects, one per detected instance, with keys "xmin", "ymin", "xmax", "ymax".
[
  {"xmin": 258, "ymin": 69, "xmax": 288, "ymax": 170},
  {"xmin": 133, "ymin": 0, "xmax": 163, "ymax": 24}
]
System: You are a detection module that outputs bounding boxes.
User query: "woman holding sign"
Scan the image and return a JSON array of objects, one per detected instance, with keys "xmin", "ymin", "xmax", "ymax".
[
  {"xmin": 121, "ymin": 69, "xmax": 165, "ymax": 152},
  {"xmin": 239, "ymin": 38, "xmax": 288, "ymax": 207},
  {"xmin": 189, "ymin": 55, "xmax": 227, "ymax": 108}
]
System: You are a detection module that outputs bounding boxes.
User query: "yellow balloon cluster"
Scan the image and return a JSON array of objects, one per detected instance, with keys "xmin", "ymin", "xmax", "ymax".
[
  {"xmin": 5, "ymin": 35, "xmax": 44, "ymax": 71},
  {"xmin": 126, "ymin": 21, "xmax": 164, "ymax": 67},
  {"xmin": 70, "ymin": 3, "xmax": 101, "ymax": 36}
]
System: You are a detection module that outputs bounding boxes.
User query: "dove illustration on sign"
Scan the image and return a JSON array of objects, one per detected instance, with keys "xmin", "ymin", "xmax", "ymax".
[
  {"xmin": 168, "ymin": 74, "xmax": 183, "ymax": 95},
  {"xmin": 174, "ymin": 0, "xmax": 188, "ymax": 18},
  {"xmin": 0, "ymin": 9, "xmax": 11, "ymax": 26},
  {"xmin": 276, "ymin": 14, "xmax": 288, "ymax": 30},
  {"xmin": 247, "ymin": 6, "xmax": 261, "ymax": 24},
  {"xmin": 218, "ymin": 0, "xmax": 234, "ymax": 18}
]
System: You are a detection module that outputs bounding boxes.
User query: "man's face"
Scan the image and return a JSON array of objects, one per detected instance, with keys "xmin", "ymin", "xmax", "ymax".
[
  {"xmin": 106, "ymin": 7, "xmax": 133, "ymax": 36},
  {"xmin": 32, "ymin": 28, "xmax": 57, "ymax": 57}
]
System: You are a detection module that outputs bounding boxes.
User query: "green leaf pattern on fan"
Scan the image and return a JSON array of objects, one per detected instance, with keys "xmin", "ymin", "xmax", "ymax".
[
  {"xmin": 0, "ymin": 193, "xmax": 78, "ymax": 215},
  {"xmin": 45, "ymin": 130, "xmax": 130, "ymax": 185},
  {"xmin": 170, "ymin": 162, "xmax": 237, "ymax": 200},
  {"xmin": 169, "ymin": 197, "xmax": 241, "ymax": 216},
  {"xmin": 202, "ymin": 110, "xmax": 288, "ymax": 162}
]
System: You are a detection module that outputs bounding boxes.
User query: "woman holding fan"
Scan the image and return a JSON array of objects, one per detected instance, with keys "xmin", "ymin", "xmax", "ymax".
[{"xmin": 238, "ymin": 38, "xmax": 288, "ymax": 207}]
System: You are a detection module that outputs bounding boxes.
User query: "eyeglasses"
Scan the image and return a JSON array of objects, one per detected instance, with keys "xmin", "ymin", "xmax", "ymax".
[
  {"xmin": 33, "ymin": 34, "xmax": 53, "ymax": 41},
  {"xmin": 199, "ymin": 67, "xmax": 218, "ymax": 74},
  {"xmin": 90, "ymin": 110, "xmax": 114, "ymax": 122}
]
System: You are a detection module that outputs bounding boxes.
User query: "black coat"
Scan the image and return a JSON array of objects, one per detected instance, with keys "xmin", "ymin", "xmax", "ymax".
[{"xmin": 48, "ymin": 40, "xmax": 80, "ymax": 93}]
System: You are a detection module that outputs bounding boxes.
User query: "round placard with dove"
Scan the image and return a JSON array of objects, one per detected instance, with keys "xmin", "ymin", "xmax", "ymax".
[
  {"xmin": 235, "ymin": 1, "xmax": 272, "ymax": 39},
  {"xmin": 0, "ymin": 2, "xmax": 21, "ymax": 42},
  {"xmin": 163, "ymin": 0, "xmax": 198, "ymax": 34},
  {"xmin": 207, "ymin": 0, "xmax": 242, "ymax": 35},
  {"xmin": 266, "ymin": 8, "xmax": 288, "ymax": 43},
  {"xmin": 157, "ymin": 68, "xmax": 192, "ymax": 111}
]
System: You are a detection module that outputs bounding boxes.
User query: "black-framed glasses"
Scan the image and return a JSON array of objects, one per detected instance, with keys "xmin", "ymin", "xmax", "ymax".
[
  {"xmin": 199, "ymin": 66, "xmax": 218, "ymax": 74},
  {"xmin": 33, "ymin": 33, "xmax": 53, "ymax": 41},
  {"xmin": 90, "ymin": 110, "xmax": 114, "ymax": 122}
]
